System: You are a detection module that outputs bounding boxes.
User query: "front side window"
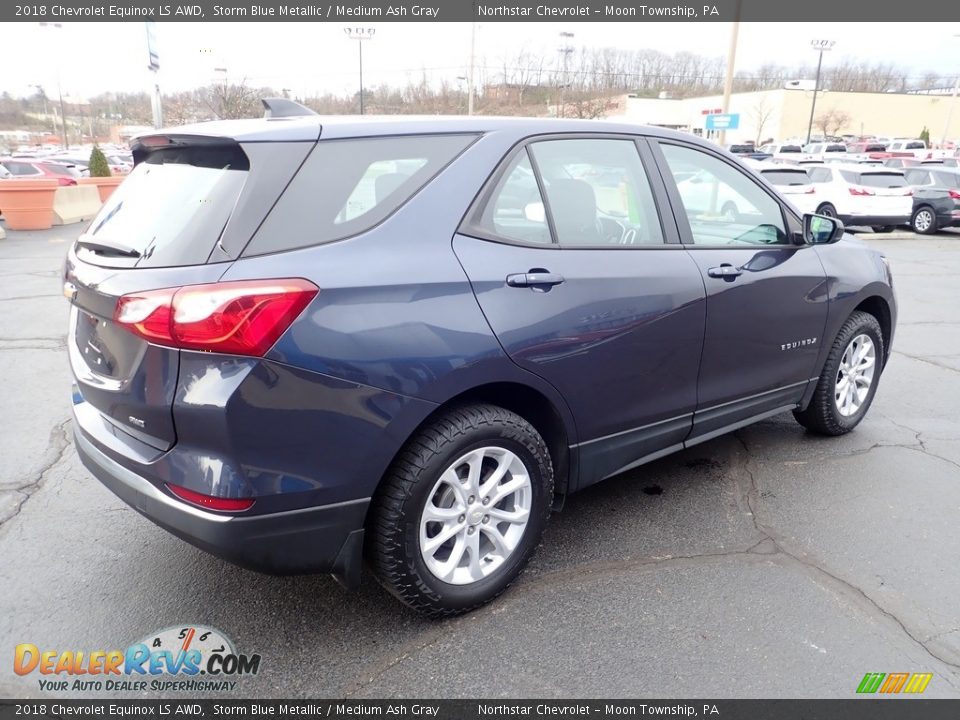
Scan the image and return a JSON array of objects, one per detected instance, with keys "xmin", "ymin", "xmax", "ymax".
[
  {"xmin": 660, "ymin": 143, "xmax": 787, "ymax": 246},
  {"xmin": 529, "ymin": 139, "xmax": 664, "ymax": 246}
]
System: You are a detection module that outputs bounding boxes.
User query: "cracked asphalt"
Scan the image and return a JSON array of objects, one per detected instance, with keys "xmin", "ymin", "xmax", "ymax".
[{"xmin": 1, "ymin": 226, "xmax": 958, "ymax": 699}]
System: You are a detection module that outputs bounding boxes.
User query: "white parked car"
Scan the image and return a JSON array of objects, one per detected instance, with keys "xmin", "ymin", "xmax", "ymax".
[
  {"xmin": 802, "ymin": 142, "xmax": 847, "ymax": 161},
  {"xmin": 806, "ymin": 163, "xmax": 913, "ymax": 232},
  {"xmin": 747, "ymin": 161, "xmax": 820, "ymax": 215},
  {"xmin": 758, "ymin": 142, "xmax": 804, "ymax": 160}
]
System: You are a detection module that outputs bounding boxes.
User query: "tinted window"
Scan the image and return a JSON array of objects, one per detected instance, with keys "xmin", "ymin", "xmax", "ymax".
[
  {"xmin": 905, "ymin": 142, "xmax": 925, "ymax": 150},
  {"xmin": 904, "ymin": 169, "xmax": 931, "ymax": 185},
  {"xmin": 760, "ymin": 169, "xmax": 810, "ymax": 186},
  {"xmin": 79, "ymin": 144, "xmax": 249, "ymax": 268},
  {"xmin": 661, "ymin": 143, "xmax": 787, "ymax": 246},
  {"xmin": 728, "ymin": 145, "xmax": 753, "ymax": 154},
  {"xmin": 779, "ymin": 145, "xmax": 802, "ymax": 153},
  {"xmin": 2, "ymin": 161, "xmax": 41, "ymax": 176},
  {"xmin": 808, "ymin": 167, "xmax": 833, "ymax": 183},
  {"xmin": 825, "ymin": 145, "xmax": 846, "ymax": 153},
  {"xmin": 478, "ymin": 150, "xmax": 550, "ymax": 245},
  {"xmin": 246, "ymin": 134, "xmax": 475, "ymax": 256},
  {"xmin": 529, "ymin": 139, "xmax": 664, "ymax": 246},
  {"xmin": 933, "ymin": 171, "xmax": 960, "ymax": 188},
  {"xmin": 857, "ymin": 172, "xmax": 908, "ymax": 188}
]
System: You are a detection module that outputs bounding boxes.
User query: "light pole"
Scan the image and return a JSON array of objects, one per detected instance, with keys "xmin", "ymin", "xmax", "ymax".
[
  {"xmin": 344, "ymin": 27, "xmax": 375, "ymax": 115},
  {"xmin": 466, "ymin": 22, "xmax": 476, "ymax": 116},
  {"xmin": 39, "ymin": 22, "xmax": 68, "ymax": 149},
  {"xmin": 806, "ymin": 39, "xmax": 836, "ymax": 145},
  {"xmin": 718, "ymin": 0, "xmax": 742, "ymax": 146},
  {"xmin": 939, "ymin": 34, "xmax": 960, "ymax": 149},
  {"xmin": 32, "ymin": 85, "xmax": 52, "ymax": 134},
  {"xmin": 557, "ymin": 31, "xmax": 574, "ymax": 118}
]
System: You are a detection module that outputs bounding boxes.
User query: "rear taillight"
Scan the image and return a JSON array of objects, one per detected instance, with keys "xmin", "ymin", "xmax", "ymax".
[
  {"xmin": 166, "ymin": 483, "xmax": 255, "ymax": 512},
  {"xmin": 849, "ymin": 187, "xmax": 875, "ymax": 196},
  {"xmin": 114, "ymin": 279, "xmax": 318, "ymax": 356},
  {"xmin": 904, "ymin": 190, "xmax": 913, "ymax": 196},
  {"xmin": 949, "ymin": 189, "xmax": 960, "ymax": 200},
  {"xmin": 805, "ymin": 187, "xmax": 815, "ymax": 194}
]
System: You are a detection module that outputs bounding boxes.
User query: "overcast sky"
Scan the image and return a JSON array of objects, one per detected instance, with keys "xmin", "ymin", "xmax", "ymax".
[{"xmin": 1, "ymin": 21, "xmax": 958, "ymax": 101}]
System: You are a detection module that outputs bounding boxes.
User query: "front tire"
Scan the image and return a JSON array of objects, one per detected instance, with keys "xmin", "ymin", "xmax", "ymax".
[
  {"xmin": 369, "ymin": 404, "xmax": 553, "ymax": 617},
  {"xmin": 817, "ymin": 203, "xmax": 838, "ymax": 219},
  {"xmin": 794, "ymin": 311, "xmax": 884, "ymax": 436}
]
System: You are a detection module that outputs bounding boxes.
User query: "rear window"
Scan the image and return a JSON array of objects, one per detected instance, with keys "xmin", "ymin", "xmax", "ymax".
[
  {"xmin": 779, "ymin": 145, "xmax": 802, "ymax": 153},
  {"xmin": 728, "ymin": 145, "xmax": 753, "ymax": 154},
  {"xmin": 905, "ymin": 141, "xmax": 925, "ymax": 150},
  {"xmin": 243, "ymin": 134, "xmax": 476, "ymax": 257},
  {"xmin": 760, "ymin": 169, "xmax": 810, "ymax": 186},
  {"xmin": 825, "ymin": 145, "xmax": 846, "ymax": 153},
  {"xmin": 840, "ymin": 170, "xmax": 908, "ymax": 188},
  {"xmin": 77, "ymin": 143, "xmax": 249, "ymax": 268}
]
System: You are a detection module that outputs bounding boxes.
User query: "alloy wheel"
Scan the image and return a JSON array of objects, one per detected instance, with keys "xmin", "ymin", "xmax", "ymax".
[
  {"xmin": 914, "ymin": 209, "xmax": 933, "ymax": 233},
  {"xmin": 419, "ymin": 446, "xmax": 532, "ymax": 585},
  {"xmin": 834, "ymin": 334, "xmax": 876, "ymax": 417}
]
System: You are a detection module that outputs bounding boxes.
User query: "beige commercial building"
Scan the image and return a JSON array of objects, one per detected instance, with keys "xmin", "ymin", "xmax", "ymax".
[{"xmin": 607, "ymin": 88, "xmax": 960, "ymax": 146}]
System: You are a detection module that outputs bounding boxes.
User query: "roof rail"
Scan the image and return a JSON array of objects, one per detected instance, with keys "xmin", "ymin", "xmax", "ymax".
[{"xmin": 261, "ymin": 97, "xmax": 318, "ymax": 118}]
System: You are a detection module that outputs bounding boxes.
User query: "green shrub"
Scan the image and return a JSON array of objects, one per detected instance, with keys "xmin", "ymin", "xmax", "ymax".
[
  {"xmin": 919, "ymin": 126, "xmax": 931, "ymax": 146},
  {"xmin": 88, "ymin": 146, "xmax": 112, "ymax": 177}
]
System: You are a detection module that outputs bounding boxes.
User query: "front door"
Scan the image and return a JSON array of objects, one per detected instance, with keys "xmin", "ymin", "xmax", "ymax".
[
  {"xmin": 652, "ymin": 140, "xmax": 830, "ymax": 442},
  {"xmin": 455, "ymin": 136, "xmax": 706, "ymax": 489}
]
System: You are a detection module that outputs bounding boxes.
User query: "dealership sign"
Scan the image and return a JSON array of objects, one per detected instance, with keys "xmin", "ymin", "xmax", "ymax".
[{"xmin": 705, "ymin": 113, "xmax": 740, "ymax": 130}]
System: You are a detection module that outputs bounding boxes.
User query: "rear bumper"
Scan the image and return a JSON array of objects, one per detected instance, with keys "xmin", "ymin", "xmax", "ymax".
[
  {"xmin": 838, "ymin": 214, "xmax": 910, "ymax": 227},
  {"xmin": 74, "ymin": 423, "xmax": 369, "ymax": 581}
]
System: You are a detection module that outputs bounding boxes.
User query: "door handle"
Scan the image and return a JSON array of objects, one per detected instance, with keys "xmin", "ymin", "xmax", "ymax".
[
  {"xmin": 506, "ymin": 271, "xmax": 566, "ymax": 288},
  {"xmin": 707, "ymin": 264, "xmax": 742, "ymax": 279}
]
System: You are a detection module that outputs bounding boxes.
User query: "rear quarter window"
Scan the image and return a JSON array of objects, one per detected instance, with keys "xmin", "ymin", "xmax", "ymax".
[{"xmin": 243, "ymin": 134, "xmax": 477, "ymax": 257}]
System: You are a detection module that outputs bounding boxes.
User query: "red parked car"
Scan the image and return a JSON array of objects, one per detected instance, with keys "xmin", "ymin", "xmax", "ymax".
[{"xmin": 0, "ymin": 159, "xmax": 78, "ymax": 185}]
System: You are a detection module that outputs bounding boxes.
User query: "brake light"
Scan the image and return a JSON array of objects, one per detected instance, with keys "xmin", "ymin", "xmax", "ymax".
[
  {"xmin": 114, "ymin": 279, "xmax": 318, "ymax": 356},
  {"xmin": 166, "ymin": 483, "xmax": 255, "ymax": 512},
  {"xmin": 805, "ymin": 187, "xmax": 815, "ymax": 194},
  {"xmin": 949, "ymin": 189, "xmax": 960, "ymax": 200},
  {"xmin": 849, "ymin": 187, "xmax": 875, "ymax": 196}
]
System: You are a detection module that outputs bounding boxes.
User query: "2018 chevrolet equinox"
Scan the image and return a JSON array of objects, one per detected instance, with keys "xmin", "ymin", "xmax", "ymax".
[{"xmin": 66, "ymin": 99, "xmax": 896, "ymax": 617}]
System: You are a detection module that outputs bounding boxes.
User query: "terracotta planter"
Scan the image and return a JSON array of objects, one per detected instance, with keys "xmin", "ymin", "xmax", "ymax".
[
  {"xmin": 0, "ymin": 179, "xmax": 59, "ymax": 231},
  {"xmin": 78, "ymin": 176, "xmax": 125, "ymax": 204}
]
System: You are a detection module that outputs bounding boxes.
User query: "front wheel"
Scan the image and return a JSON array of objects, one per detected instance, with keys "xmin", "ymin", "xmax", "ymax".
[
  {"xmin": 369, "ymin": 404, "xmax": 553, "ymax": 617},
  {"xmin": 794, "ymin": 311, "xmax": 884, "ymax": 436}
]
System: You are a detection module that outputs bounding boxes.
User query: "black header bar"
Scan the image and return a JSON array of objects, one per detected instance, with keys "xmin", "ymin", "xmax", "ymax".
[{"xmin": 4, "ymin": 0, "xmax": 960, "ymax": 22}]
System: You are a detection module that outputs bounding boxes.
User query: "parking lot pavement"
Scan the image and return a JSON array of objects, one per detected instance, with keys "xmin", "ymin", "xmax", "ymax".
[{"xmin": 1, "ymin": 226, "xmax": 958, "ymax": 699}]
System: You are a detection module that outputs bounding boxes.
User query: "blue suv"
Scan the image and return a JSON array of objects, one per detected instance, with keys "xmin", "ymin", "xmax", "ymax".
[{"xmin": 66, "ymin": 100, "xmax": 896, "ymax": 616}]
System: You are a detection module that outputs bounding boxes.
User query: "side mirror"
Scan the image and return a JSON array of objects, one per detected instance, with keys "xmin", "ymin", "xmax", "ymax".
[
  {"xmin": 802, "ymin": 213, "xmax": 844, "ymax": 245},
  {"xmin": 523, "ymin": 202, "xmax": 546, "ymax": 223}
]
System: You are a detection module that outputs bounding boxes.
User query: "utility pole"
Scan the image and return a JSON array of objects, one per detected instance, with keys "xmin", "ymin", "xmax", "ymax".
[
  {"xmin": 718, "ymin": 0, "xmax": 742, "ymax": 146},
  {"xmin": 558, "ymin": 31, "xmax": 574, "ymax": 118},
  {"xmin": 146, "ymin": 21, "xmax": 163, "ymax": 128},
  {"xmin": 344, "ymin": 27, "xmax": 375, "ymax": 115},
  {"xmin": 39, "ymin": 22, "xmax": 68, "ymax": 148},
  {"xmin": 467, "ymin": 22, "xmax": 476, "ymax": 116},
  {"xmin": 806, "ymin": 39, "xmax": 836, "ymax": 144}
]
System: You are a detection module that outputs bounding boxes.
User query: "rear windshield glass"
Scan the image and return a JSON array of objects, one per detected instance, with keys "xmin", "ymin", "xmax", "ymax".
[
  {"xmin": 905, "ymin": 142, "xmax": 925, "ymax": 150},
  {"xmin": 779, "ymin": 145, "xmax": 802, "ymax": 153},
  {"xmin": 728, "ymin": 145, "xmax": 753, "ymax": 153},
  {"xmin": 825, "ymin": 145, "xmax": 846, "ymax": 152},
  {"xmin": 840, "ymin": 170, "xmax": 908, "ymax": 188},
  {"xmin": 78, "ymin": 144, "xmax": 249, "ymax": 268},
  {"xmin": 243, "ymin": 134, "xmax": 476, "ymax": 257},
  {"xmin": 760, "ymin": 170, "xmax": 810, "ymax": 186}
]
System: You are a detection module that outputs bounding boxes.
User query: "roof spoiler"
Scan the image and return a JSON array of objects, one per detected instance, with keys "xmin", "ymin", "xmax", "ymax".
[{"xmin": 261, "ymin": 97, "xmax": 317, "ymax": 118}]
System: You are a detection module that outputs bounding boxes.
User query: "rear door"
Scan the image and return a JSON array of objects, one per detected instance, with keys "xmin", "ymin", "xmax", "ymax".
[
  {"xmin": 66, "ymin": 135, "xmax": 313, "ymax": 451},
  {"xmin": 455, "ymin": 135, "xmax": 706, "ymax": 489},
  {"xmin": 651, "ymin": 139, "xmax": 829, "ymax": 442}
]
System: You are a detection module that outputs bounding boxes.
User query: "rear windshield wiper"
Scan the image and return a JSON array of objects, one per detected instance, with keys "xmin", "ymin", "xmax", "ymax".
[{"xmin": 76, "ymin": 238, "xmax": 141, "ymax": 258}]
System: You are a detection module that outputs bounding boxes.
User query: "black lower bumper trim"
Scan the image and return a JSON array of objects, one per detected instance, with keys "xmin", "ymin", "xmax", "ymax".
[{"xmin": 75, "ymin": 427, "xmax": 369, "ymax": 577}]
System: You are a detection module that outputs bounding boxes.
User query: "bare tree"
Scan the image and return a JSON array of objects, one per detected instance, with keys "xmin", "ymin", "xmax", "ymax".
[
  {"xmin": 750, "ymin": 96, "xmax": 775, "ymax": 144},
  {"xmin": 201, "ymin": 79, "xmax": 263, "ymax": 120},
  {"xmin": 815, "ymin": 108, "xmax": 851, "ymax": 138}
]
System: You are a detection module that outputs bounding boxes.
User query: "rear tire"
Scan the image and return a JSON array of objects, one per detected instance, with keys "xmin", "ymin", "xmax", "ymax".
[
  {"xmin": 794, "ymin": 311, "xmax": 884, "ymax": 436},
  {"xmin": 816, "ymin": 203, "xmax": 838, "ymax": 219},
  {"xmin": 911, "ymin": 206, "xmax": 937, "ymax": 235},
  {"xmin": 872, "ymin": 226, "xmax": 895, "ymax": 233},
  {"xmin": 369, "ymin": 404, "xmax": 553, "ymax": 617}
]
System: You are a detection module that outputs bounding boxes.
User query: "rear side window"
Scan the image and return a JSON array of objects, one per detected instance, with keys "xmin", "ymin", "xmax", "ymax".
[
  {"xmin": 904, "ymin": 170, "xmax": 930, "ymax": 185},
  {"xmin": 78, "ymin": 143, "xmax": 249, "ymax": 268},
  {"xmin": 3, "ymin": 161, "xmax": 41, "ymax": 176},
  {"xmin": 244, "ymin": 134, "xmax": 476, "ymax": 257},
  {"xmin": 808, "ymin": 167, "xmax": 832, "ymax": 183},
  {"xmin": 760, "ymin": 170, "xmax": 810, "ymax": 186},
  {"xmin": 934, "ymin": 171, "xmax": 960, "ymax": 188}
]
